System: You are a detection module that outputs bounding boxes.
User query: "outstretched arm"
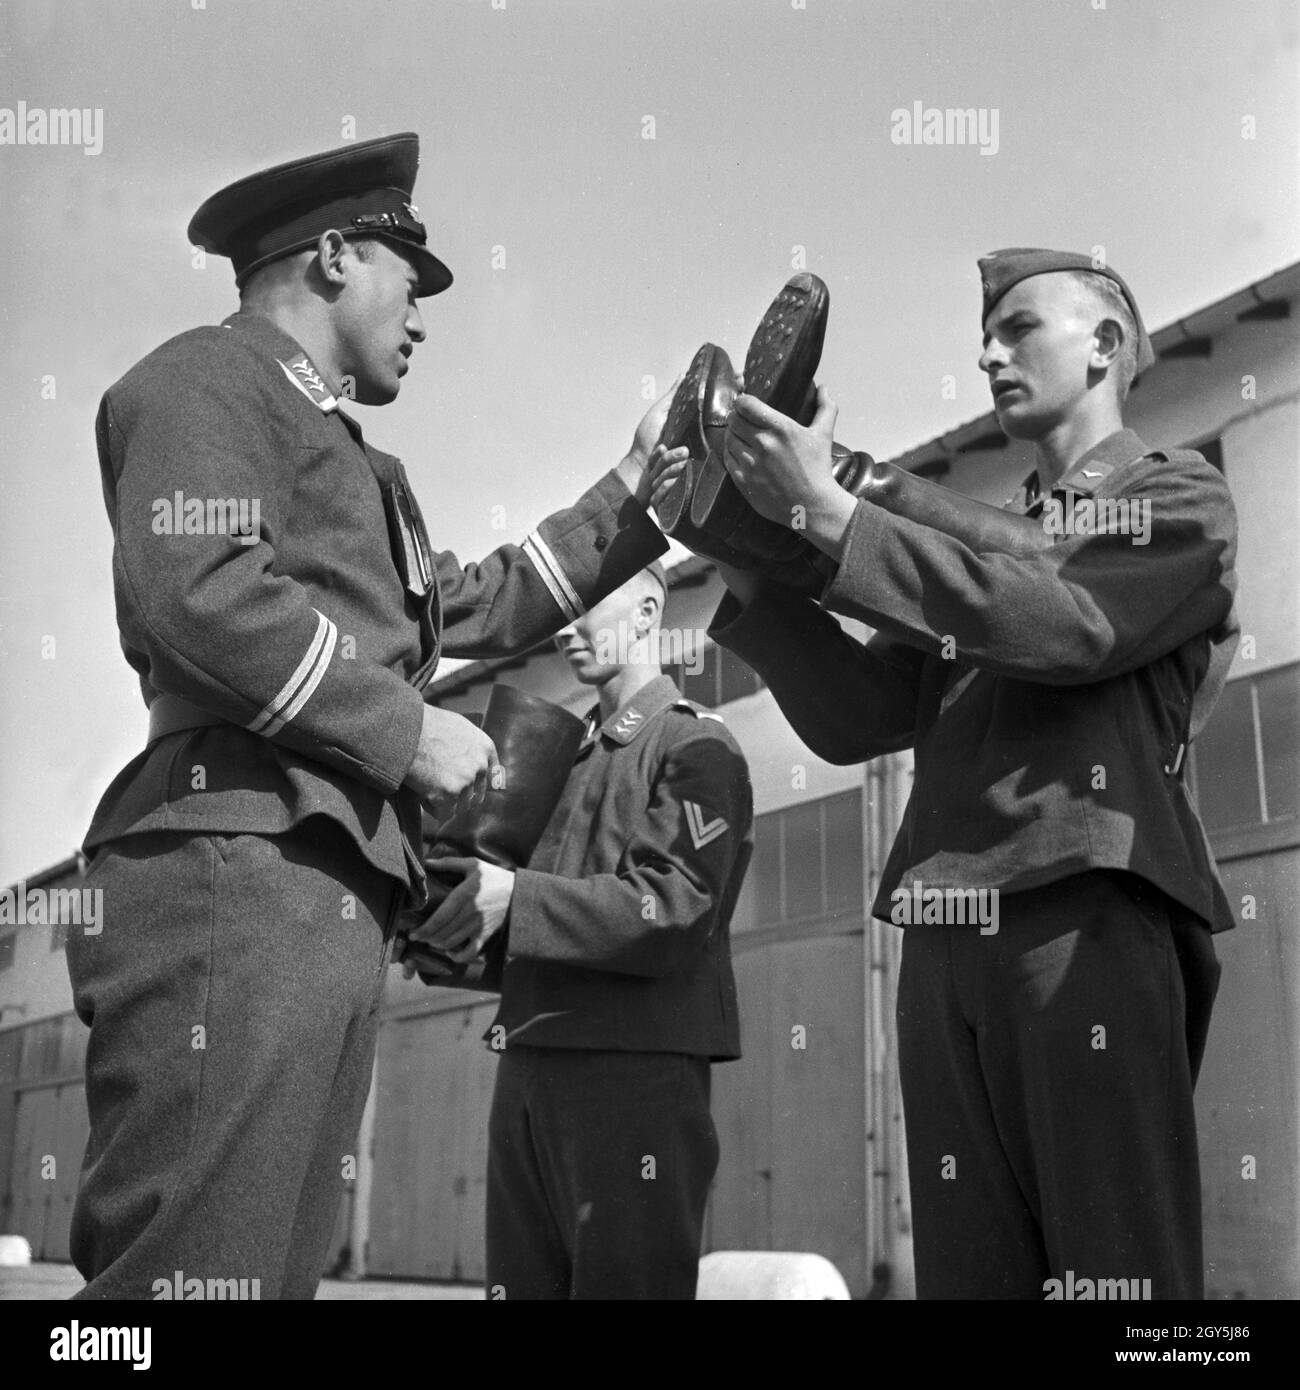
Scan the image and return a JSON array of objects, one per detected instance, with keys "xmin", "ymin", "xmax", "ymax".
[
  {"xmin": 708, "ymin": 572, "xmax": 924, "ymax": 764},
  {"xmin": 433, "ymin": 385, "xmax": 685, "ymax": 658}
]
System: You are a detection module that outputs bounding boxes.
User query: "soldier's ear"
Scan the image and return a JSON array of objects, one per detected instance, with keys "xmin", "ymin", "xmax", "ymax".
[
  {"xmin": 1092, "ymin": 316, "xmax": 1124, "ymax": 373},
  {"xmin": 314, "ymin": 230, "xmax": 350, "ymax": 291}
]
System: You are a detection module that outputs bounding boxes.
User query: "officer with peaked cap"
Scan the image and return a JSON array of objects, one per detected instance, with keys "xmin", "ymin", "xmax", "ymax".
[
  {"xmin": 689, "ymin": 247, "xmax": 1238, "ymax": 1298},
  {"xmin": 67, "ymin": 132, "xmax": 684, "ymax": 1299}
]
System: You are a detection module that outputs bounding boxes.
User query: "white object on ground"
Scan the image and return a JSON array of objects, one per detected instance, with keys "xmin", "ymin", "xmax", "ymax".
[
  {"xmin": 0, "ymin": 1235, "xmax": 33, "ymax": 1267},
  {"xmin": 697, "ymin": 1251, "xmax": 851, "ymax": 1300}
]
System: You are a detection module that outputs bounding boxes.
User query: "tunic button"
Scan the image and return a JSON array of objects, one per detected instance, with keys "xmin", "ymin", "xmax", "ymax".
[{"xmin": 594, "ymin": 535, "xmax": 608, "ymax": 551}]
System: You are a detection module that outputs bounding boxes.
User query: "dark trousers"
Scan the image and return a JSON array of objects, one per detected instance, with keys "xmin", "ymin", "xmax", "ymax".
[
  {"xmin": 66, "ymin": 822, "xmax": 398, "ymax": 1300},
  {"xmin": 485, "ymin": 1046, "xmax": 719, "ymax": 1299},
  {"xmin": 896, "ymin": 869, "xmax": 1220, "ymax": 1300}
]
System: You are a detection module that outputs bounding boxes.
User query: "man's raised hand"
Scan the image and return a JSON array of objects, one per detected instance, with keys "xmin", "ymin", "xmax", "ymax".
[
  {"xmin": 617, "ymin": 375, "xmax": 686, "ymax": 506},
  {"xmin": 723, "ymin": 385, "xmax": 840, "ymax": 524},
  {"xmin": 647, "ymin": 442, "xmax": 690, "ymax": 517},
  {"xmin": 723, "ymin": 385, "xmax": 856, "ymax": 560}
]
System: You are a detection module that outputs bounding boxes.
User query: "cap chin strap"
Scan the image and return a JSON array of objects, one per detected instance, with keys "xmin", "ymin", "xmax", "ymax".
[{"xmin": 234, "ymin": 226, "xmax": 424, "ymax": 289}]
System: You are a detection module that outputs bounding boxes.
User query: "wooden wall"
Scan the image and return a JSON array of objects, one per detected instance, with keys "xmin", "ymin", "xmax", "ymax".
[
  {"xmin": 1198, "ymin": 846, "xmax": 1300, "ymax": 1298},
  {"xmin": 709, "ymin": 927, "xmax": 868, "ymax": 1285},
  {"xmin": 0, "ymin": 1012, "xmax": 89, "ymax": 1262},
  {"xmin": 366, "ymin": 996, "xmax": 498, "ymax": 1282}
]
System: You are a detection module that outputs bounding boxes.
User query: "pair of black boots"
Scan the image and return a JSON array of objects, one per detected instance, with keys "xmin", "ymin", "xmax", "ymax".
[{"xmin": 656, "ymin": 273, "xmax": 1050, "ymax": 598}]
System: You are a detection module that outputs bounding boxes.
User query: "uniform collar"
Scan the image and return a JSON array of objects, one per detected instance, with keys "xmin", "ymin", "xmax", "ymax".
[
  {"xmin": 1006, "ymin": 427, "xmax": 1149, "ymax": 513},
  {"xmin": 221, "ymin": 310, "xmax": 339, "ymax": 414},
  {"xmin": 585, "ymin": 674, "xmax": 681, "ymax": 747}
]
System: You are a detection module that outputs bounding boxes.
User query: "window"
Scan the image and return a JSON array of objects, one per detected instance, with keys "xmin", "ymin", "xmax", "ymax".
[
  {"xmin": 754, "ymin": 814, "xmax": 783, "ymax": 926},
  {"xmin": 1188, "ymin": 662, "xmax": 1299, "ymax": 849},
  {"xmin": 782, "ymin": 800, "xmax": 824, "ymax": 916},
  {"xmin": 1256, "ymin": 668, "xmax": 1300, "ymax": 822},
  {"xmin": 751, "ymin": 789, "xmax": 865, "ymax": 925},
  {"xmin": 823, "ymin": 795, "xmax": 867, "ymax": 916}
]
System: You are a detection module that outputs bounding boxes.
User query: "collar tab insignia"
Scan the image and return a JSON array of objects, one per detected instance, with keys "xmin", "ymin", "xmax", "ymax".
[
  {"xmin": 277, "ymin": 355, "xmax": 338, "ymax": 413},
  {"xmin": 609, "ymin": 707, "xmax": 646, "ymax": 743}
]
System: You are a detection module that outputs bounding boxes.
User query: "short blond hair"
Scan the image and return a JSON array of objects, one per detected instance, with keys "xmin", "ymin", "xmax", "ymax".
[{"xmin": 1068, "ymin": 270, "xmax": 1139, "ymax": 402}]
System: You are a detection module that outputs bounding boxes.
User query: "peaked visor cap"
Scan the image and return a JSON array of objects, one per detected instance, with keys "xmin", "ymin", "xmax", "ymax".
[{"xmin": 187, "ymin": 131, "xmax": 453, "ymax": 296}]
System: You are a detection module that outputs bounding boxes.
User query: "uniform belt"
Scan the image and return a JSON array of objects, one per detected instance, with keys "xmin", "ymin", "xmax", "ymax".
[{"xmin": 147, "ymin": 694, "xmax": 230, "ymax": 745}]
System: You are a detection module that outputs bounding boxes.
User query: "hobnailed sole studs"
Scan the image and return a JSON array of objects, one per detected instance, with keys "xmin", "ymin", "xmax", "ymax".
[
  {"xmin": 658, "ymin": 344, "xmax": 715, "ymax": 457},
  {"xmin": 743, "ymin": 272, "xmax": 829, "ymax": 425}
]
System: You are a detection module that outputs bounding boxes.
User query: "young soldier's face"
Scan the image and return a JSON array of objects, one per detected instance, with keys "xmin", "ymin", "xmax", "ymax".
[
  {"xmin": 334, "ymin": 240, "xmax": 425, "ymax": 405},
  {"xmin": 554, "ymin": 581, "xmax": 658, "ymax": 686},
  {"xmin": 978, "ymin": 273, "xmax": 1102, "ymax": 440}
]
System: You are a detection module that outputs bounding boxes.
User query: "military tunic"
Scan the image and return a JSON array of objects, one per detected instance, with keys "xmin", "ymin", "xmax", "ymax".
[
  {"xmin": 85, "ymin": 310, "xmax": 667, "ymax": 900},
  {"xmin": 69, "ymin": 309, "xmax": 667, "ymax": 1300},
  {"xmin": 483, "ymin": 674, "xmax": 753, "ymax": 1298},
  {"xmin": 710, "ymin": 428, "xmax": 1237, "ymax": 1299}
]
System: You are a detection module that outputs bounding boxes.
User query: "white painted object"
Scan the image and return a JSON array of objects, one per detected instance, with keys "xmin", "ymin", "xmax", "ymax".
[
  {"xmin": 0, "ymin": 1235, "xmax": 33, "ymax": 1267},
  {"xmin": 697, "ymin": 1251, "xmax": 851, "ymax": 1300}
]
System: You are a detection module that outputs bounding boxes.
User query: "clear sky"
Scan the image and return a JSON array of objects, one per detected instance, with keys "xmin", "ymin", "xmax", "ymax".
[{"xmin": 1, "ymin": 0, "xmax": 1297, "ymax": 883}]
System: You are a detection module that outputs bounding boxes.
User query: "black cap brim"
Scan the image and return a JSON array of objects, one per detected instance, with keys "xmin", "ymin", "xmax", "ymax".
[{"xmin": 188, "ymin": 132, "xmax": 453, "ymax": 297}]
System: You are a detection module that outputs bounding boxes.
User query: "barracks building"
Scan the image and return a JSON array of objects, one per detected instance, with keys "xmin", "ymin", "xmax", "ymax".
[{"xmin": 2, "ymin": 261, "xmax": 1297, "ymax": 1298}]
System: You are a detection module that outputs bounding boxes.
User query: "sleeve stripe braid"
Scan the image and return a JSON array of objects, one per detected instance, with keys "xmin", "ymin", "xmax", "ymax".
[
  {"xmin": 522, "ymin": 531, "xmax": 583, "ymax": 623},
  {"xmin": 247, "ymin": 607, "xmax": 338, "ymax": 736}
]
